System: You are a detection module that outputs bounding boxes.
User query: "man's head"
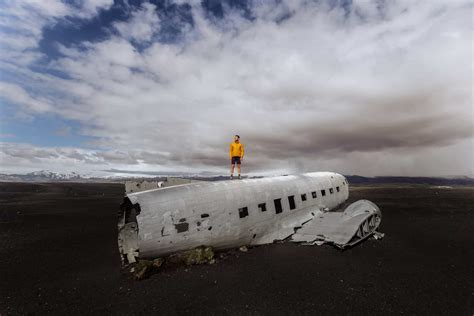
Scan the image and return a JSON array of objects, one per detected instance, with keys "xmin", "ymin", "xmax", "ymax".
[{"xmin": 234, "ymin": 135, "xmax": 240, "ymax": 142}]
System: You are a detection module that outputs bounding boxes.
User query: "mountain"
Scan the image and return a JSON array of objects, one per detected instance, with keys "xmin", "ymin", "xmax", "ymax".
[
  {"xmin": 0, "ymin": 170, "xmax": 85, "ymax": 182},
  {"xmin": 0, "ymin": 170, "xmax": 473, "ymax": 185},
  {"xmin": 344, "ymin": 175, "xmax": 474, "ymax": 186}
]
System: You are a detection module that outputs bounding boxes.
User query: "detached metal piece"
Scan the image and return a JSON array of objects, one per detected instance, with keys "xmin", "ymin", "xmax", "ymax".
[
  {"xmin": 291, "ymin": 200, "xmax": 381, "ymax": 248},
  {"xmin": 117, "ymin": 172, "xmax": 382, "ymax": 264},
  {"xmin": 125, "ymin": 178, "xmax": 199, "ymax": 194}
]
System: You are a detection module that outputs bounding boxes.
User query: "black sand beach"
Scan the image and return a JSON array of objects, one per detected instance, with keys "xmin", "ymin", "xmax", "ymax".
[{"xmin": 0, "ymin": 183, "xmax": 472, "ymax": 314}]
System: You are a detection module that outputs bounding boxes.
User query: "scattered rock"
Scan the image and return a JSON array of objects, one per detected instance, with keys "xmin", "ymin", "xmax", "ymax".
[
  {"xmin": 134, "ymin": 260, "xmax": 154, "ymax": 280},
  {"xmin": 168, "ymin": 246, "xmax": 215, "ymax": 266},
  {"xmin": 133, "ymin": 258, "xmax": 165, "ymax": 280},
  {"xmin": 132, "ymin": 246, "xmax": 216, "ymax": 280},
  {"xmin": 152, "ymin": 258, "xmax": 164, "ymax": 269},
  {"xmin": 372, "ymin": 231, "xmax": 385, "ymax": 240},
  {"xmin": 239, "ymin": 246, "xmax": 248, "ymax": 252}
]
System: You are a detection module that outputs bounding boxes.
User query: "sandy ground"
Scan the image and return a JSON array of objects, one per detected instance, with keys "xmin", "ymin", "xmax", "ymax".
[{"xmin": 0, "ymin": 182, "xmax": 472, "ymax": 314}]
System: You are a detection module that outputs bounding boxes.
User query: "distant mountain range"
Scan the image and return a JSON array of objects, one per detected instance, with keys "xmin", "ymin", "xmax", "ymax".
[
  {"xmin": 0, "ymin": 170, "xmax": 473, "ymax": 186},
  {"xmin": 345, "ymin": 175, "xmax": 474, "ymax": 186},
  {"xmin": 0, "ymin": 170, "xmax": 85, "ymax": 182}
]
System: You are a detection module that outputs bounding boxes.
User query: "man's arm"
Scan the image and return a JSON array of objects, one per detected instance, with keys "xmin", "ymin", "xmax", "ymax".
[
  {"xmin": 229, "ymin": 143, "xmax": 233, "ymax": 159},
  {"xmin": 240, "ymin": 143, "xmax": 244, "ymax": 159}
]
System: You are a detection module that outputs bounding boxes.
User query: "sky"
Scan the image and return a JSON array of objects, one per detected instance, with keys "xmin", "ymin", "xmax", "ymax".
[{"xmin": 0, "ymin": 0, "xmax": 472, "ymax": 177}]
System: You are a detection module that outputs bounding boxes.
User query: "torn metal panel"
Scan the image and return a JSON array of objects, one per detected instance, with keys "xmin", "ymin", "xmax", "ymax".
[
  {"xmin": 125, "ymin": 180, "xmax": 163, "ymax": 194},
  {"xmin": 291, "ymin": 200, "xmax": 381, "ymax": 248},
  {"xmin": 117, "ymin": 172, "xmax": 382, "ymax": 264},
  {"xmin": 125, "ymin": 177, "xmax": 200, "ymax": 194},
  {"xmin": 117, "ymin": 201, "xmax": 140, "ymax": 263}
]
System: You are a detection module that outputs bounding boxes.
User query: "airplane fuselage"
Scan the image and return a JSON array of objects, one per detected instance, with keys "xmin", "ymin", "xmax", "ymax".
[{"xmin": 120, "ymin": 172, "xmax": 352, "ymax": 260}]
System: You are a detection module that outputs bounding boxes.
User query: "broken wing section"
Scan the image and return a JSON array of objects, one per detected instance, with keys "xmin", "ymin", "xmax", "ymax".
[
  {"xmin": 250, "ymin": 211, "xmax": 315, "ymax": 246},
  {"xmin": 291, "ymin": 200, "xmax": 381, "ymax": 248}
]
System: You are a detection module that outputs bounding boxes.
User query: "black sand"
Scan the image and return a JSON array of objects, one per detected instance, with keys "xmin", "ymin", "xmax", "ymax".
[{"xmin": 0, "ymin": 183, "xmax": 472, "ymax": 314}]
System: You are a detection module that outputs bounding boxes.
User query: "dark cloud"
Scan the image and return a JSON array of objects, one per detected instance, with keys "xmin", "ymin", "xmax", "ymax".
[{"xmin": 0, "ymin": 0, "xmax": 472, "ymax": 176}]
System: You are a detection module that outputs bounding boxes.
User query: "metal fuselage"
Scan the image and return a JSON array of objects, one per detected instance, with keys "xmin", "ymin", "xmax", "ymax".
[{"xmin": 123, "ymin": 172, "xmax": 349, "ymax": 259}]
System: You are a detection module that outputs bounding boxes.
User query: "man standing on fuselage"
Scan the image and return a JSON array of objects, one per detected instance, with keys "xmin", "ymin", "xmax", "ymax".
[{"xmin": 229, "ymin": 135, "xmax": 244, "ymax": 180}]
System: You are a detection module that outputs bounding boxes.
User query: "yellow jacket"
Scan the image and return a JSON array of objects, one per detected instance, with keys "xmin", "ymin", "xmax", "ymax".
[{"xmin": 229, "ymin": 142, "xmax": 244, "ymax": 158}]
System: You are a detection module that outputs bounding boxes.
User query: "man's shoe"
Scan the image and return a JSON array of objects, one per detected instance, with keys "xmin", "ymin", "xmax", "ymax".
[
  {"xmin": 230, "ymin": 175, "xmax": 233, "ymax": 180},
  {"xmin": 238, "ymin": 174, "xmax": 242, "ymax": 179}
]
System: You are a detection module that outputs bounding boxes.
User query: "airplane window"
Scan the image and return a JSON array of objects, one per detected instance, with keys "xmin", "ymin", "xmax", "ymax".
[
  {"xmin": 258, "ymin": 203, "xmax": 267, "ymax": 212},
  {"xmin": 238, "ymin": 207, "xmax": 249, "ymax": 218},
  {"xmin": 329, "ymin": 188, "xmax": 334, "ymax": 194},
  {"xmin": 301, "ymin": 193, "xmax": 307, "ymax": 201},
  {"xmin": 175, "ymin": 222, "xmax": 189, "ymax": 233},
  {"xmin": 288, "ymin": 195, "xmax": 296, "ymax": 210},
  {"xmin": 274, "ymin": 199, "xmax": 283, "ymax": 214},
  {"xmin": 336, "ymin": 186, "xmax": 340, "ymax": 192},
  {"xmin": 312, "ymin": 191, "xmax": 317, "ymax": 198},
  {"xmin": 321, "ymin": 189, "xmax": 326, "ymax": 196}
]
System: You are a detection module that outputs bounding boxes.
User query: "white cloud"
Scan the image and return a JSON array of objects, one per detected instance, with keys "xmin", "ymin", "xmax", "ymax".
[
  {"xmin": 81, "ymin": 0, "xmax": 114, "ymax": 15},
  {"xmin": 0, "ymin": 0, "xmax": 114, "ymax": 67},
  {"xmin": 31, "ymin": 0, "xmax": 73, "ymax": 15},
  {"xmin": 113, "ymin": 3, "xmax": 160, "ymax": 42},
  {"xmin": 0, "ymin": 139, "xmax": 472, "ymax": 177},
  {"xmin": 0, "ymin": 82, "xmax": 53, "ymax": 113},
  {"xmin": 0, "ymin": 142, "xmax": 216, "ymax": 176},
  {"xmin": 0, "ymin": 0, "xmax": 472, "ymax": 176}
]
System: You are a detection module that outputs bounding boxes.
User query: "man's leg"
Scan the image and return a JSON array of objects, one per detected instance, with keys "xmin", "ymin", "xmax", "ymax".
[
  {"xmin": 230, "ymin": 162, "xmax": 235, "ymax": 179},
  {"xmin": 237, "ymin": 163, "xmax": 241, "ymax": 179}
]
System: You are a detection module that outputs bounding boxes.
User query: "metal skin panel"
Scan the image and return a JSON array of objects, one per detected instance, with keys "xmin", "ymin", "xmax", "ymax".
[
  {"xmin": 291, "ymin": 200, "xmax": 382, "ymax": 247},
  {"xmin": 118, "ymin": 172, "xmax": 380, "ymax": 262}
]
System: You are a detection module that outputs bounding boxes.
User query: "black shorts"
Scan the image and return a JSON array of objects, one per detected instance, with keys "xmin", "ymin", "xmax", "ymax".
[{"xmin": 231, "ymin": 156, "xmax": 241, "ymax": 164}]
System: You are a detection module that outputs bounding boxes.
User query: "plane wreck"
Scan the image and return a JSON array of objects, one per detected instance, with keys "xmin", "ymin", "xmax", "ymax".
[{"xmin": 118, "ymin": 172, "xmax": 382, "ymax": 264}]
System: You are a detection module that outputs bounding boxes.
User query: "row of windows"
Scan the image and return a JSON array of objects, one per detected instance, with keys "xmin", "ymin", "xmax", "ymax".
[
  {"xmin": 238, "ymin": 185, "xmax": 343, "ymax": 218},
  {"xmin": 174, "ymin": 181, "xmax": 348, "ymax": 232}
]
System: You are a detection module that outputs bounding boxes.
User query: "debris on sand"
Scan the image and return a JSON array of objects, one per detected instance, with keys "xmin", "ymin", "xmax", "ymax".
[
  {"xmin": 133, "ymin": 260, "xmax": 154, "ymax": 280},
  {"xmin": 167, "ymin": 246, "xmax": 215, "ymax": 266},
  {"xmin": 132, "ymin": 246, "xmax": 215, "ymax": 280},
  {"xmin": 132, "ymin": 258, "xmax": 165, "ymax": 280},
  {"xmin": 239, "ymin": 246, "xmax": 248, "ymax": 252},
  {"xmin": 152, "ymin": 258, "xmax": 165, "ymax": 269},
  {"xmin": 219, "ymin": 253, "xmax": 227, "ymax": 259},
  {"xmin": 372, "ymin": 231, "xmax": 385, "ymax": 240}
]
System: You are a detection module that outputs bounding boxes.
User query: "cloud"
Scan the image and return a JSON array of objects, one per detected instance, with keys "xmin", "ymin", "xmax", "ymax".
[
  {"xmin": 0, "ymin": 134, "xmax": 16, "ymax": 138},
  {"xmin": 0, "ymin": 0, "xmax": 113, "ymax": 67},
  {"xmin": 0, "ymin": 142, "xmax": 123, "ymax": 175},
  {"xmin": 0, "ymin": 82, "xmax": 53, "ymax": 113},
  {"xmin": 0, "ymin": 142, "xmax": 223, "ymax": 176},
  {"xmin": 81, "ymin": 0, "xmax": 114, "ymax": 16},
  {"xmin": 0, "ymin": 138, "xmax": 471, "ymax": 177},
  {"xmin": 0, "ymin": 0, "xmax": 472, "ymax": 176},
  {"xmin": 113, "ymin": 3, "xmax": 160, "ymax": 42}
]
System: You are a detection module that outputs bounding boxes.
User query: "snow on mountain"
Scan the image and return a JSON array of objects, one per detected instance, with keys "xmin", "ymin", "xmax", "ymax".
[
  {"xmin": 0, "ymin": 170, "xmax": 472, "ymax": 185},
  {"xmin": 0, "ymin": 170, "xmax": 87, "ymax": 182},
  {"xmin": 28, "ymin": 170, "xmax": 83, "ymax": 180}
]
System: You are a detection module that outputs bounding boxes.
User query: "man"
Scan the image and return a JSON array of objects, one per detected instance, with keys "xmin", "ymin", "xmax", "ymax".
[{"xmin": 229, "ymin": 135, "xmax": 244, "ymax": 179}]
